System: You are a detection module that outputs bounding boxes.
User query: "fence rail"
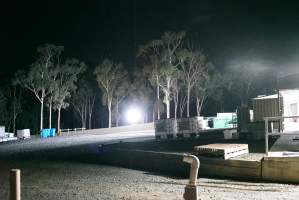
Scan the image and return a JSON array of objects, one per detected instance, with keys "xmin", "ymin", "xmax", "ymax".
[
  {"xmin": 60, "ymin": 128, "xmax": 86, "ymax": 134},
  {"xmin": 59, "ymin": 123, "xmax": 155, "ymax": 136},
  {"xmin": 264, "ymin": 115, "xmax": 299, "ymax": 156}
]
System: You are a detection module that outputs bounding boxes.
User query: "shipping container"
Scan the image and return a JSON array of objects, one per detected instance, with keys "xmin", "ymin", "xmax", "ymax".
[{"xmin": 252, "ymin": 89, "xmax": 299, "ymax": 131}]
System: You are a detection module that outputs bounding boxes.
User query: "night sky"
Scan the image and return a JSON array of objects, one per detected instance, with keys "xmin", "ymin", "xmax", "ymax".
[{"xmin": 2, "ymin": 0, "xmax": 299, "ymax": 86}]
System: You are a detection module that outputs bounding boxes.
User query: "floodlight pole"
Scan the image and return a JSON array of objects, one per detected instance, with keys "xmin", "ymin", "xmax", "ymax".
[
  {"xmin": 276, "ymin": 73, "xmax": 282, "ymax": 132},
  {"xmin": 277, "ymin": 75, "xmax": 280, "ymax": 115},
  {"xmin": 265, "ymin": 118, "xmax": 269, "ymax": 156}
]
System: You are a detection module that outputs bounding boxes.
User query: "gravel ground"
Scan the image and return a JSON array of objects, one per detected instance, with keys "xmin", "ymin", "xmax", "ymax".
[
  {"xmin": 1, "ymin": 135, "xmax": 299, "ymax": 199},
  {"xmin": 1, "ymin": 159, "xmax": 299, "ymax": 200}
]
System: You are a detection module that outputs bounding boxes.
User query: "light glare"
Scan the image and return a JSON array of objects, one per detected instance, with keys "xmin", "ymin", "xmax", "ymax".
[{"xmin": 126, "ymin": 107, "xmax": 142, "ymax": 124}]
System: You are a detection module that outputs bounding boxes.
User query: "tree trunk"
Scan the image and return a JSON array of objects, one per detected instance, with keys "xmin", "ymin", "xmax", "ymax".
[
  {"xmin": 81, "ymin": 107, "xmax": 84, "ymax": 128},
  {"xmin": 166, "ymin": 100, "xmax": 170, "ymax": 119},
  {"xmin": 157, "ymin": 84, "xmax": 160, "ymax": 120},
  {"xmin": 179, "ymin": 98, "xmax": 184, "ymax": 118},
  {"xmin": 88, "ymin": 96, "xmax": 95, "ymax": 129},
  {"xmin": 116, "ymin": 98, "xmax": 119, "ymax": 127},
  {"xmin": 57, "ymin": 108, "xmax": 61, "ymax": 136},
  {"xmin": 166, "ymin": 92, "xmax": 170, "ymax": 119},
  {"xmin": 108, "ymin": 100, "xmax": 112, "ymax": 128},
  {"xmin": 152, "ymin": 106, "xmax": 155, "ymax": 122},
  {"xmin": 174, "ymin": 105, "xmax": 177, "ymax": 119},
  {"xmin": 166, "ymin": 80, "xmax": 171, "ymax": 119},
  {"xmin": 40, "ymin": 98, "xmax": 44, "ymax": 132},
  {"xmin": 145, "ymin": 110, "xmax": 148, "ymax": 123},
  {"xmin": 88, "ymin": 113, "xmax": 92, "ymax": 129},
  {"xmin": 84, "ymin": 105, "xmax": 87, "ymax": 128},
  {"xmin": 174, "ymin": 89, "xmax": 178, "ymax": 120},
  {"xmin": 80, "ymin": 105, "xmax": 86, "ymax": 128},
  {"xmin": 199, "ymin": 97, "xmax": 204, "ymax": 116},
  {"xmin": 13, "ymin": 104, "xmax": 16, "ymax": 134},
  {"xmin": 174, "ymin": 102, "xmax": 177, "ymax": 120},
  {"xmin": 179, "ymin": 95, "xmax": 186, "ymax": 118},
  {"xmin": 49, "ymin": 99, "xmax": 52, "ymax": 129},
  {"xmin": 196, "ymin": 98, "xmax": 200, "ymax": 116},
  {"xmin": 196, "ymin": 97, "xmax": 205, "ymax": 116},
  {"xmin": 13, "ymin": 116, "xmax": 16, "ymax": 134},
  {"xmin": 187, "ymin": 85, "xmax": 190, "ymax": 118}
]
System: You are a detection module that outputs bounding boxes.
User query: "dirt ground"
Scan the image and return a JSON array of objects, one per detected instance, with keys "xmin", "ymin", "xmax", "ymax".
[{"xmin": 1, "ymin": 159, "xmax": 299, "ymax": 200}]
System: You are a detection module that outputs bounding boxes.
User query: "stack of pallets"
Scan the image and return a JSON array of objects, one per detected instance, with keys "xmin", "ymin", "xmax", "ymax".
[
  {"xmin": 154, "ymin": 119, "xmax": 177, "ymax": 139},
  {"xmin": 194, "ymin": 143, "xmax": 249, "ymax": 159}
]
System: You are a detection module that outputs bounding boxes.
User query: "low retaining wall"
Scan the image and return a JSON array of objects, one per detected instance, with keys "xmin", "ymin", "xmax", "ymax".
[
  {"xmin": 98, "ymin": 147, "xmax": 299, "ymax": 183},
  {"xmin": 199, "ymin": 156, "xmax": 261, "ymax": 180},
  {"xmin": 98, "ymin": 147, "xmax": 261, "ymax": 180},
  {"xmin": 262, "ymin": 156, "xmax": 299, "ymax": 183},
  {"xmin": 98, "ymin": 148, "xmax": 189, "ymax": 176}
]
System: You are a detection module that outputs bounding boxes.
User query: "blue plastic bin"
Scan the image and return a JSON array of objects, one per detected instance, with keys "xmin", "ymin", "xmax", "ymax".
[
  {"xmin": 50, "ymin": 128, "xmax": 56, "ymax": 137},
  {"xmin": 41, "ymin": 129, "xmax": 47, "ymax": 138},
  {"xmin": 41, "ymin": 128, "xmax": 53, "ymax": 138}
]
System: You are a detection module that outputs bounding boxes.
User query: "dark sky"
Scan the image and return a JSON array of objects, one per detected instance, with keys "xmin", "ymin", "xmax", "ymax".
[{"xmin": 2, "ymin": 0, "xmax": 299, "ymax": 85}]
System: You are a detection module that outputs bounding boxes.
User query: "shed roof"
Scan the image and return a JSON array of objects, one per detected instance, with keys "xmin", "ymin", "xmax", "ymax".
[{"xmin": 253, "ymin": 89, "xmax": 299, "ymax": 100}]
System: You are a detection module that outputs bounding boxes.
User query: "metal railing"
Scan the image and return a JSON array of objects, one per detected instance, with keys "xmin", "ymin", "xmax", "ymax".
[{"xmin": 264, "ymin": 115, "xmax": 299, "ymax": 156}]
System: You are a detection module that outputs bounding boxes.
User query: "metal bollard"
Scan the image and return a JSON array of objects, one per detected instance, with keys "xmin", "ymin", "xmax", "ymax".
[
  {"xmin": 183, "ymin": 154, "xmax": 199, "ymax": 200},
  {"xmin": 10, "ymin": 169, "xmax": 21, "ymax": 200}
]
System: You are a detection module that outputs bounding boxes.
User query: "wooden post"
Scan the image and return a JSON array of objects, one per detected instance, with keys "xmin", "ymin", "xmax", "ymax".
[{"xmin": 10, "ymin": 169, "xmax": 21, "ymax": 200}]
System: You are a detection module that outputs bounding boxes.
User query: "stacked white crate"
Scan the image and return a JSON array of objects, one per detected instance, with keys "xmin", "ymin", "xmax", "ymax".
[
  {"xmin": 197, "ymin": 117, "xmax": 209, "ymax": 130},
  {"xmin": 7, "ymin": 133, "xmax": 14, "ymax": 138},
  {"xmin": 0, "ymin": 126, "xmax": 18, "ymax": 142},
  {"xmin": 0, "ymin": 126, "xmax": 5, "ymax": 138},
  {"xmin": 0, "ymin": 126, "xmax": 4, "ymax": 142},
  {"xmin": 17, "ymin": 129, "xmax": 31, "ymax": 139},
  {"xmin": 4, "ymin": 134, "xmax": 17, "ymax": 141}
]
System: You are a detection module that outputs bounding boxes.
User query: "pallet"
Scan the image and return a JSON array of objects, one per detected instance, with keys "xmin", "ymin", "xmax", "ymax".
[{"xmin": 194, "ymin": 143, "xmax": 249, "ymax": 159}]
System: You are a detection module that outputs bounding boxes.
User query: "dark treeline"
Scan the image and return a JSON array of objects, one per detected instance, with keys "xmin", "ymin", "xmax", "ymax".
[{"xmin": 0, "ymin": 31, "xmax": 276, "ymax": 134}]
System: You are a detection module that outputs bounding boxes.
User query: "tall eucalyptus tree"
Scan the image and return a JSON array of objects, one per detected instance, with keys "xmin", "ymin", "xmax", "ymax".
[{"xmin": 94, "ymin": 59, "xmax": 128, "ymax": 128}]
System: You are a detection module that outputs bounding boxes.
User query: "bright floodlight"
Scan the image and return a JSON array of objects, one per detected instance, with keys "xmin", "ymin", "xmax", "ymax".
[{"xmin": 126, "ymin": 107, "xmax": 142, "ymax": 124}]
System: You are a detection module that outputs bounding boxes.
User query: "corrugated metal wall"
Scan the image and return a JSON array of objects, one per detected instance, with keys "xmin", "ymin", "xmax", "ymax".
[{"xmin": 253, "ymin": 97, "xmax": 283, "ymax": 122}]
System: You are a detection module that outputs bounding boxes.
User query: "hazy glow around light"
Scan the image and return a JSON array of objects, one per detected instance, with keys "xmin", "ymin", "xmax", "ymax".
[{"xmin": 125, "ymin": 107, "xmax": 142, "ymax": 124}]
